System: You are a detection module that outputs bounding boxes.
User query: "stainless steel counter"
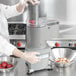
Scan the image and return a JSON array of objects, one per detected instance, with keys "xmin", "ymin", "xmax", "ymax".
[{"xmin": 0, "ymin": 59, "xmax": 76, "ymax": 76}]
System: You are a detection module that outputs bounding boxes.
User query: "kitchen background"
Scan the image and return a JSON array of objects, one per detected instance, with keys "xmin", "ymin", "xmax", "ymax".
[
  {"xmin": 0, "ymin": 0, "xmax": 76, "ymax": 76},
  {"xmin": 0, "ymin": 0, "xmax": 68, "ymax": 23},
  {"xmin": 0, "ymin": 0, "xmax": 76, "ymax": 25},
  {"xmin": 0, "ymin": 0, "xmax": 76, "ymax": 49}
]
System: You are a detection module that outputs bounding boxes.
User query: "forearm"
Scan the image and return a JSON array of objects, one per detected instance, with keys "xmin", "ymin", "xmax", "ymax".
[
  {"xmin": 16, "ymin": 0, "xmax": 28, "ymax": 13},
  {"xmin": 16, "ymin": 2, "xmax": 25, "ymax": 13},
  {"xmin": 12, "ymin": 48, "xmax": 40, "ymax": 64},
  {"xmin": 12, "ymin": 48, "xmax": 24, "ymax": 58}
]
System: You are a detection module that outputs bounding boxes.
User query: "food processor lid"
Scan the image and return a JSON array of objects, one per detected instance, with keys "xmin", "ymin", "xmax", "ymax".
[{"xmin": 27, "ymin": 17, "xmax": 59, "ymax": 28}]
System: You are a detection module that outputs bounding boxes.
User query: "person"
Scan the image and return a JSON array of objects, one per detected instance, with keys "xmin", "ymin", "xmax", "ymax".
[{"xmin": 0, "ymin": 0, "xmax": 40, "ymax": 64}]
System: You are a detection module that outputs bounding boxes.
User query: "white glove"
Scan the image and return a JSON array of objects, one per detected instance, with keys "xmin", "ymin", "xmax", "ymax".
[{"xmin": 21, "ymin": 52, "xmax": 40, "ymax": 64}]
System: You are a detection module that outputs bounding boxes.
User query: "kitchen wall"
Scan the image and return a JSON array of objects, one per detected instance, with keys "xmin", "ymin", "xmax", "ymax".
[
  {"xmin": 45, "ymin": 0, "xmax": 67, "ymax": 24},
  {"xmin": 67, "ymin": 0, "xmax": 76, "ymax": 25},
  {"xmin": 46, "ymin": 0, "xmax": 76, "ymax": 25}
]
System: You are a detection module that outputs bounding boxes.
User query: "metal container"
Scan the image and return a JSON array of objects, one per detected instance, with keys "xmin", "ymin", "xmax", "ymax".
[
  {"xmin": 26, "ymin": 18, "xmax": 59, "ymax": 50},
  {"xmin": 28, "ymin": 4, "xmax": 39, "ymax": 25},
  {"xmin": 0, "ymin": 57, "xmax": 18, "ymax": 72},
  {"xmin": 50, "ymin": 48, "xmax": 76, "ymax": 68}
]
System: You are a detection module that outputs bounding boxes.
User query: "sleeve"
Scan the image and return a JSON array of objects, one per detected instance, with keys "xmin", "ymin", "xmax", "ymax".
[
  {"xmin": 1, "ymin": 4, "xmax": 24, "ymax": 19},
  {"xmin": 0, "ymin": 35, "xmax": 16, "ymax": 56}
]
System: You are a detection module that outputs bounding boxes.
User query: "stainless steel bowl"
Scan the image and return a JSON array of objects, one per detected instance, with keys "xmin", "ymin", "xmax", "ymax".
[
  {"xmin": 0, "ymin": 57, "xmax": 18, "ymax": 72},
  {"xmin": 50, "ymin": 48, "xmax": 76, "ymax": 68}
]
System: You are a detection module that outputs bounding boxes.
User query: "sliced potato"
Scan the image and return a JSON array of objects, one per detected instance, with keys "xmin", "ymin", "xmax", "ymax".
[{"xmin": 55, "ymin": 58, "xmax": 69, "ymax": 64}]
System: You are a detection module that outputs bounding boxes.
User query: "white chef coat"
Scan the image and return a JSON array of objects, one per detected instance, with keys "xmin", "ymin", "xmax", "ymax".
[{"xmin": 0, "ymin": 3, "xmax": 24, "ymax": 56}]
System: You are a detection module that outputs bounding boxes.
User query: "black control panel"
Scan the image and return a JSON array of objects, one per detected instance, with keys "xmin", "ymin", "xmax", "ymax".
[{"xmin": 8, "ymin": 23, "xmax": 26, "ymax": 35}]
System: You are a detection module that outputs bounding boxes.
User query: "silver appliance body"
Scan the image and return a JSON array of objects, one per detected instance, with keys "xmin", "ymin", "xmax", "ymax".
[
  {"xmin": 25, "ymin": 1, "xmax": 60, "ymax": 73},
  {"xmin": 26, "ymin": 48, "xmax": 51, "ymax": 73},
  {"xmin": 26, "ymin": 18, "xmax": 59, "ymax": 50},
  {"xmin": 25, "ymin": 17, "xmax": 59, "ymax": 73}
]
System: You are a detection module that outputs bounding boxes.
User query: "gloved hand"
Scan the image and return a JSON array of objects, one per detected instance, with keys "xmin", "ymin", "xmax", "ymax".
[{"xmin": 21, "ymin": 52, "xmax": 40, "ymax": 64}]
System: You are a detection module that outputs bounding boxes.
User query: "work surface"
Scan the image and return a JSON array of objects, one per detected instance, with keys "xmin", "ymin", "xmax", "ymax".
[{"xmin": 0, "ymin": 59, "xmax": 76, "ymax": 76}]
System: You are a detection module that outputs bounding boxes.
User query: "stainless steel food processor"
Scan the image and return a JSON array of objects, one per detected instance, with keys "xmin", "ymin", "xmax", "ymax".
[{"xmin": 25, "ymin": 3, "xmax": 59, "ymax": 73}]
